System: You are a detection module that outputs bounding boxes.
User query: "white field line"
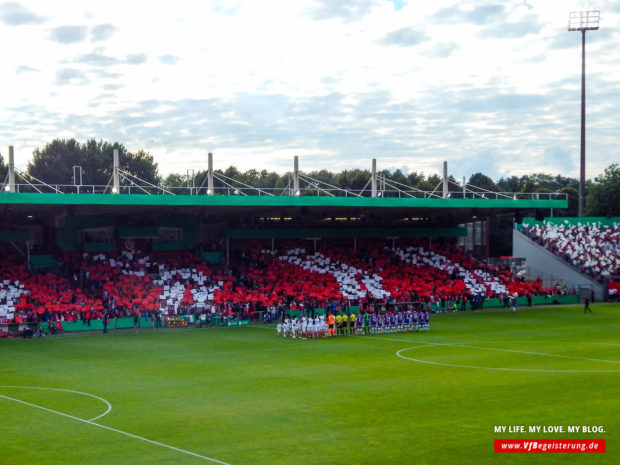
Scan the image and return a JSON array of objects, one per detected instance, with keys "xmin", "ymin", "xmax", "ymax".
[
  {"xmin": 395, "ymin": 347, "xmax": 620, "ymax": 373},
  {"xmin": 373, "ymin": 338, "xmax": 620, "ymax": 365},
  {"xmin": 249, "ymin": 327, "xmax": 620, "ymax": 371},
  {"xmin": 0, "ymin": 385, "xmax": 112, "ymax": 421},
  {"xmin": 0, "ymin": 395, "xmax": 233, "ymax": 465}
]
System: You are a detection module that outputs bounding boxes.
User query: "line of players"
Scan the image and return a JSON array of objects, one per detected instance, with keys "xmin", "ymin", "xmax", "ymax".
[{"xmin": 276, "ymin": 310, "xmax": 430, "ymax": 339}]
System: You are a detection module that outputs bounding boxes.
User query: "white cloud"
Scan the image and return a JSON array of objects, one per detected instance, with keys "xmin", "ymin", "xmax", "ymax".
[
  {"xmin": 1, "ymin": 0, "xmax": 619, "ymax": 183},
  {"xmin": 0, "ymin": 1, "xmax": 45, "ymax": 25}
]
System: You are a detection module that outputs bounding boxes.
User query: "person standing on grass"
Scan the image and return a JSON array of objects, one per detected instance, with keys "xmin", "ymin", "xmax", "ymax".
[
  {"xmin": 327, "ymin": 313, "xmax": 335, "ymax": 337},
  {"xmin": 584, "ymin": 298, "xmax": 592, "ymax": 313},
  {"xmin": 102, "ymin": 311, "xmax": 108, "ymax": 334},
  {"xmin": 511, "ymin": 293, "xmax": 517, "ymax": 312},
  {"xmin": 133, "ymin": 309, "xmax": 140, "ymax": 333},
  {"xmin": 362, "ymin": 311, "xmax": 370, "ymax": 335}
]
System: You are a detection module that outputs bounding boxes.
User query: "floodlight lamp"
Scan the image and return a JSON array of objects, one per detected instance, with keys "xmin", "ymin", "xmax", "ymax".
[
  {"xmin": 377, "ymin": 192, "xmax": 383, "ymax": 197},
  {"xmin": 4, "ymin": 185, "xmax": 9, "ymax": 192},
  {"xmin": 234, "ymin": 189, "xmax": 241, "ymax": 195},
  {"xmin": 111, "ymin": 187, "xmax": 118, "ymax": 193},
  {"xmin": 568, "ymin": 9, "xmax": 600, "ymax": 31},
  {"xmin": 206, "ymin": 189, "xmax": 212, "ymax": 195},
  {"xmin": 294, "ymin": 190, "xmax": 301, "ymax": 196}
]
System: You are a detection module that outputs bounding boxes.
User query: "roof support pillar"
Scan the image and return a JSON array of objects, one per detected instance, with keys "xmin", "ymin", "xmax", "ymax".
[
  {"xmin": 371, "ymin": 158, "xmax": 377, "ymax": 197},
  {"xmin": 208, "ymin": 152, "xmax": 214, "ymax": 195},
  {"xmin": 442, "ymin": 161, "xmax": 448, "ymax": 199},
  {"xmin": 8, "ymin": 145, "xmax": 15, "ymax": 193},
  {"xmin": 293, "ymin": 155, "xmax": 300, "ymax": 195},
  {"xmin": 113, "ymin": 149, "xmax": 120, "ymax": 194}
]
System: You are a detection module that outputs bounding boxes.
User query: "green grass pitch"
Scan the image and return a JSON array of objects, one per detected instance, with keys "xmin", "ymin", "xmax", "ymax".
[{"xmin": 1, "ymin": 304, "xmax": 618, "ymax": 465}]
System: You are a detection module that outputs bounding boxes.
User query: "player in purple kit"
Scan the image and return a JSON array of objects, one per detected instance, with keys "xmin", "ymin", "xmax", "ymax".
[
  {"xmin": 403, "ymin": 310, "xmax": 411, "ymax": 332},
  {"xmin": 388, "ymin": 313, "xmax": 396, "ymax": 333},
  {"xmin": 378, "ymin": 313, "xmax": 386, "ymax": 334},
  {"xmin": 396, "ymin": 311, "xmax": 404, "ymax": 332}
]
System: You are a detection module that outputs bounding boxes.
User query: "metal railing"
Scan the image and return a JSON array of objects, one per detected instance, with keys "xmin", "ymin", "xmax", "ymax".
[{"xmin": 4, "ymin": 183, "xmax": 568, "ymax": 200}]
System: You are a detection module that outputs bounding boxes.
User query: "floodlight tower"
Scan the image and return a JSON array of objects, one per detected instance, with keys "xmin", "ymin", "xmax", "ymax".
[{"xmin": 568, "ymin": 9, "xmax": 599, "ymax": 217}]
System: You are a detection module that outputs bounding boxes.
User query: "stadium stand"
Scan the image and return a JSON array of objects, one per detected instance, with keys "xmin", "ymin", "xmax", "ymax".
[
  {"xmin": 387, "ymin": 242, "xmax": 545, "ymax": 301},
  {"xmin": 234, "ymin": 238, "xmax": 549, "ymax": 311},
  {"xmin": 0, "ymin": 237, "xmax": 560, "ymax": 332},
  {"xmin": 521, "ymin": 220, "xmax": 620, "ymax": 282}
]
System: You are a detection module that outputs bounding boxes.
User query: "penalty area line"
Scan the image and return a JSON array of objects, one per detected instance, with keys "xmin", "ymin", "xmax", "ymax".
[{"xmin": 0, "ymin": 395, "xmax": 233, "ymax": 465}]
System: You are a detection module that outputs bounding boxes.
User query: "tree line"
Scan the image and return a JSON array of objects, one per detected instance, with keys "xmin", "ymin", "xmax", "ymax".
[{"xmin": 1, "ymin": 138, "xmax": 618, "ymax": 216}]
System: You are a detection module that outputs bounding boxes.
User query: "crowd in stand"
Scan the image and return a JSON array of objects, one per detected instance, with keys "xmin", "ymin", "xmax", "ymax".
[
  {"xmin": 0, "ymin": 238, "xmax": 566, "ymax": 335},
  {"xmin": 522, "ymin": 221, "xmax": 620, "ymax": 282}
]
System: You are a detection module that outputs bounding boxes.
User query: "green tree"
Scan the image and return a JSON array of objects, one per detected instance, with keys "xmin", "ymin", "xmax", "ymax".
[
  {"xmin": 349, "ymin": 169, "xmax": 371, "ymax": 190},
  {"xmin": 497, "ymin": 175, "xmax": 523, "ymax": 192},
  {"xmin": 555, "ymin": 186, "xmax": 578, "ymax": 217},
  {"xmin": 28, "ymin": 138, "xmax": 83, "ymax": 184},
  {"xmin": 81, "ymin": 138, "xmax": 119, "ymax": 185},
  {"xmin": 124, "ymin": 149, "xmax": 160, "ymax": 185},
  {"xmin": 307, "ymin": 169, "xmax": 335, "ymax": 187},
  {"xmin": 334, "ymin": 170, "xmax": 353, "ymax": 190},
  {"xmin": 388, "ymin": 169, "xmax": 408, "ymax": 186},
  {"xmin": 407, "ymin": 171, "xmax": 424, "ymax": 187},
  {"xmin": 162, "ymin": 173, "xmax": 186, "ymax": 189},
  {"xmin": 526, "ymin": 174, "xmax": 556, "ymax": 190},
  {"xmin": 238, "ymin": 169, "xmax": 260, "ymax": 186},
  {"xmin": 586, "ymin": 164, "xmax": 620, "ymax": 216},
  {"xmin": 416, "ymin": 174, "xmax": 441, "ymax": 192},
  {"xmin": 519, "ymin": 180, "xmax": 548, "ymax": 195},
  {"xmin": 468, "ymin": 172, "xmax": 498, "ymax": 192},
  {"xmin": 27, "ymin": 138, "xmax": 160, "ymax": 187},
  {"xmin": 553, "ymin": 174, "xmax": 579, "ymax": 190},
  {"xmin": 332, "ymin": 169, "xmax": 370, "ymax": 192},
  {"xmin": 223, "ymin": 166, "xmax": 240, "ymax": 181},
  {"xmin": 274, "ymin": 173, "xmax": 290, "ymax": 190},
  {"xmin": 255, "ymin": 170, "xmax": 282, "ymax": 189}
]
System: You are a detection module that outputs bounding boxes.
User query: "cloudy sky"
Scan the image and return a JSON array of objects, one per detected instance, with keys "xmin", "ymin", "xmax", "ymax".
[{"xmin": 1, "ymin": 0, "xmax": 619, "ymax": 181}]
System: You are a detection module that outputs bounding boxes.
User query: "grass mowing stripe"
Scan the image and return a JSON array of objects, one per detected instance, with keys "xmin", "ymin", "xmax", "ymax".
[{"xmin": 0, "ymin": 394, "xmax": 233, "ymax": 465}]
